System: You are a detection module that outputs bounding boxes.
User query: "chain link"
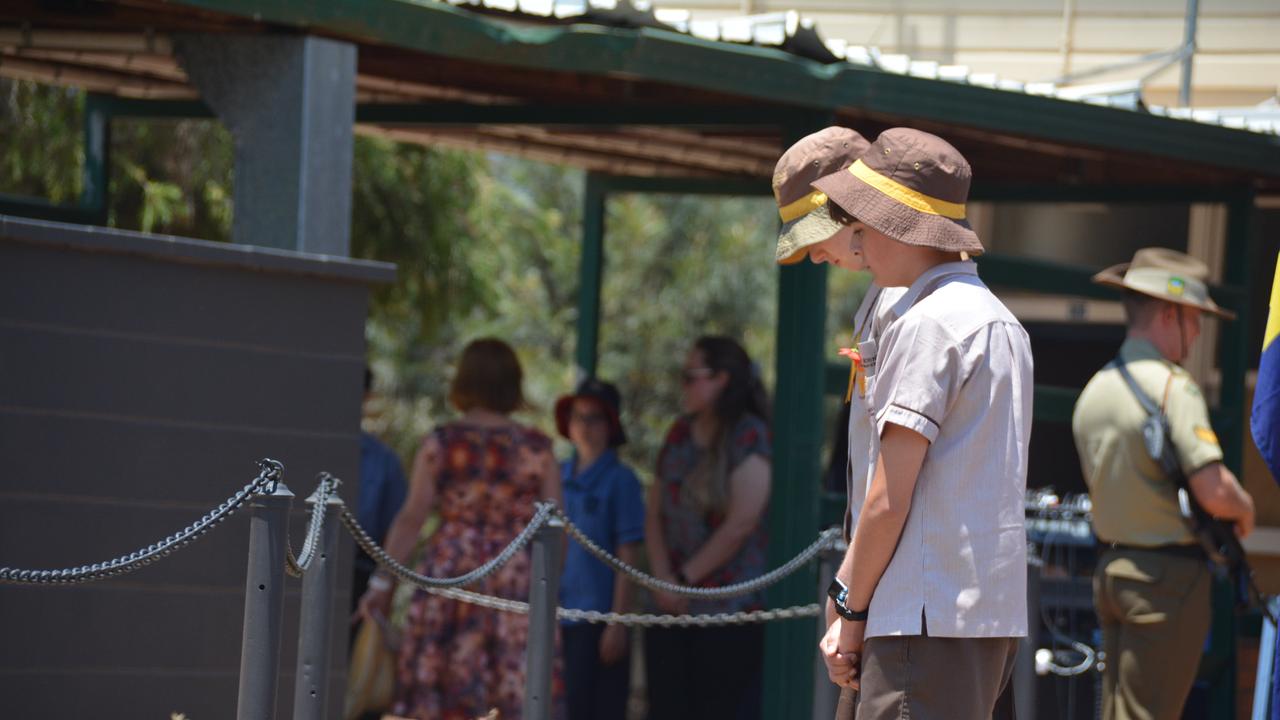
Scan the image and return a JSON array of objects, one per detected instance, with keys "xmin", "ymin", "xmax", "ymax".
[
  {"xmin": 339, "ymin": 502, "xmax": 554, "ymax": 588},
  {"xmin": 285, "ymin": 473, "xmax": 341, "ymax": 577},
  {"xmin": 0, "ymin": 459, "xmax": 284, "ymax": 586},
  {"xmin": 420, "ymin": 586, "xmax": 821, "ymax": 626},
  {"xmin": 548, "ymin": 503, "xmax": 841, "ymax": 599}
]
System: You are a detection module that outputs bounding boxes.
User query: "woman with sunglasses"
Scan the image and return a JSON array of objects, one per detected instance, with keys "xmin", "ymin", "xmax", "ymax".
[{"xmin": 644, "ymin": 335, "xmax": 771, "ymax": 720}]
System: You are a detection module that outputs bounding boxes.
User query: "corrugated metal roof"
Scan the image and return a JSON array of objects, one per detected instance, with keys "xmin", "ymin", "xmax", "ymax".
[
  {"xmin": 443, "ymin": 0, "xmax": 1279, "ymax": 136},
  {"xmin": 3, "ymin": 0, "xmax": 1277, "ymax": 183}
]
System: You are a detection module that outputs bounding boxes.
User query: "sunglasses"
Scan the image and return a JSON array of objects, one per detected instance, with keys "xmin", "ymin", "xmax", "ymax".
[{"xmin": 681, "ymin": 367, "xmax": 715, "ymax": 385}]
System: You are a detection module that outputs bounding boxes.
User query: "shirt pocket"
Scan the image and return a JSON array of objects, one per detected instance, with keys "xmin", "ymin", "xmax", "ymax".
[
  {"xmin": 1103, "ymin": 557, "xmax": 1162, "ymax": 584},
  {"xmin": 1103, "ymin": 555, "xmax": 1183, "ymax": 625}
]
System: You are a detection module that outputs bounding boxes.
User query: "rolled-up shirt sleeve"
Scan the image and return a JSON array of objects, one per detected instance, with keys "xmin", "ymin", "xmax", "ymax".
[
  {"xmin": 1166, "ymin": 375, "xmax": 1225, "ymax": 475},
  {"xmin": 873, "ymin": 316, "xmax": 965, "ymax": 444}
]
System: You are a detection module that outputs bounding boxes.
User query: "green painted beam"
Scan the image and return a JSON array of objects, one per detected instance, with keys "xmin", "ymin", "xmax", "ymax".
[
  {"xmin": 0, "ymin": 195, "xmax": 101, "ymax": 225},
  {"xmin": 976, "ymin": 253, "xmax": 1111, "ymax": 299},
  {"xmin": 763, "ymin": 114, "xmax": 835, "ymax": 720},
  {"xmin": 575, "ymin": 174, "xmax": 607, "ymax": 378},
  {"xmin": 355, "ymin": 102, "xmax": 796, "ymax": 127},
  {"xmin": 161, "ymin": 0, "xmax": 1280, "ymax": 180},
  {"xmin": 976, "ymin": 252, "xmax": 1245, "ymax": 303},
  {"xmin": 829, "ymin": 70, "xmax": 1280, "ymax": 178},
  {"xmin": 79, "ymin": 93, "xmax": 110, "ymax": 223},
  {"xmin": 766, "ymin": 259, "xmax": 828, "ymax": 720},
  {"xmin": 93, "ymin": 96, "xmax": 213, "ymax": 119},
  {"xmin": 1203, "ymin": 188, "xmax": 1254, "ymax": 719},
  {"xmin": 970, "ymin": 183, "xmax": 1248, "ymax": 204},
  {"xmin": 1033, "ymin": 385, "xmax": 1080, "ymax": 424},
  {"xmin": 590, "ymin": 175, "xmax": 771, "ymax": 197},
  {"xmin": 1218, "ymin": 190, "xmax": 1255, "ymax": 475},
  {"xmin": 825, "ymin": 361, "xmax": 849, "ymax": 397}
]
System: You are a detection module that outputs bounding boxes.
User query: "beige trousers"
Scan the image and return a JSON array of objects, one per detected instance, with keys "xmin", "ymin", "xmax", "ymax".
[{"xmin": 1094, "ymin": 547, "xmax": 1211, "ymax": 720}]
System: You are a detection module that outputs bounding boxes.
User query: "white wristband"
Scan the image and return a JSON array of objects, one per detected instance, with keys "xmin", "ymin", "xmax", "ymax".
[{"xmin": 368, "ymin": 575, "xmax": 392, "ymax": 592}]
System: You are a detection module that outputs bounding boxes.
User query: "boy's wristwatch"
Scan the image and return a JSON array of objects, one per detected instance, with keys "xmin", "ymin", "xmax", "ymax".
[{"xmin": 826, "ymin": 577, "xmax": 869, "ymax": 622}]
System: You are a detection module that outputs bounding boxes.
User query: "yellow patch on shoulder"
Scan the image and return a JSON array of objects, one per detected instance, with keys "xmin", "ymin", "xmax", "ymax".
[{"xmin": 1194, "ymin": 426, "xmax": 1219, "ymax": 445}]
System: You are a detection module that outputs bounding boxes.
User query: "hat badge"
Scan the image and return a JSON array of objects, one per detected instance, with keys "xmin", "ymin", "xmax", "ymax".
[{"xmin": 1168, "ymin": 277, "xmax": 1186, "ymax": 296}]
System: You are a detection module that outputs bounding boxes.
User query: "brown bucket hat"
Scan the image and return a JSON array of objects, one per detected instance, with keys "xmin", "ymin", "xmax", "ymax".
[
  {"xmin": 773, "ymin": 126, "xmax": 871, "ymax": 264},
  {"xmin": 1093, "ymin": 247, "xmax": 1235, "ymax": 320},
  {"xmin": 812, "ymin": 128, "xmax": 984, "ymax": 256}
]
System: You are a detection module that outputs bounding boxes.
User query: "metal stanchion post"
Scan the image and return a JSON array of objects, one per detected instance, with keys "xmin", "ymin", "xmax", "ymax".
[
  {"xmin": 1014, "ymin": 556, "xmax": 1041, "ymax": 720},
  {"xmin": 237, "ymin": 481, "xmax": 295, "ymax": 720},
  {"xmin": 812, "ymin": 542, "xmax": 845, "ymax": 720},
  {"xmin": 523, "ymin": 516, "xmax": 564, "ymax": 720},
  {"xmin": 292, "ymin": 488, "xmax": 343, "ymax": 720}
]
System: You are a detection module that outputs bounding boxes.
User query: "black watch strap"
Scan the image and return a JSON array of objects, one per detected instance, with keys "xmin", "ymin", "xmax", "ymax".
[{"xmin": 827, "ymin": 578, "xmax": 869, "ymax": 622}]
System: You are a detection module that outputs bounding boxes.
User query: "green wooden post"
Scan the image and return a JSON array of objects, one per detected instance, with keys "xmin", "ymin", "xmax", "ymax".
[
  {"xmin": 765, "ymin": 259, "xmax": 829, "ymax": 720},
  {"xmin": 763, "ymin": 115, "xmax": 833, "ymax": 720},
  {"xmin": 80, "ymin": 92, "xmax": 111, "ymax": 225},
  {"xmin": 1204, "ymin": 189, "xmax": 1255, "ymax": 718},
  {"xmin": 575, "ymin": 172, "xmax": 606, "ymax": 378}
]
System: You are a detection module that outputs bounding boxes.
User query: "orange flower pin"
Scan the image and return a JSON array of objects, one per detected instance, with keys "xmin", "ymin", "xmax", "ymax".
[{"xmin": 839, "ymin": 346, "xmax": 865, "ymax": 402}]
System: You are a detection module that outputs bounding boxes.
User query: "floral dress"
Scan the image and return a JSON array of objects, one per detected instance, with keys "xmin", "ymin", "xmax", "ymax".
[
  {"xmin": 392, "ymin": 422, "xmax": 561, "ymax": 720},
  {"xmin": 655, "ymin": 413, "xmax": 771, "ymax": 614}
]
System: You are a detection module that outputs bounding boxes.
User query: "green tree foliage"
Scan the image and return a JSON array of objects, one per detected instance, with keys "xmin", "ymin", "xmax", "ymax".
[
  {"xmin": 2, "ymin": 78, "xmax": 796, "ymax": 479},
  {"xmin": 108, "ymin": 118, "xmax": 234, "ymax": 238},
  {"xmin": 0, "ymin": 81, "xmax": 83, "ymax": 203}
]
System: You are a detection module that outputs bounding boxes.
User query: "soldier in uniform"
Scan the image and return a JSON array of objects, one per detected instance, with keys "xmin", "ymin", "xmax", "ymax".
[{"xmin": 1073, "ymin": 247, "xmax": 1256, "ymax": 720}]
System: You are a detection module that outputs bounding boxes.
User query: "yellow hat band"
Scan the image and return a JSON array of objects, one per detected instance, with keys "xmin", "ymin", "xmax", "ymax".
[
  {"xmin": 849, "ymin": 159, "xmax": 967, "ymax": 220},
  {"xmin": 778, "ymin": 190, "xmax": 828, "ymax": 224}
]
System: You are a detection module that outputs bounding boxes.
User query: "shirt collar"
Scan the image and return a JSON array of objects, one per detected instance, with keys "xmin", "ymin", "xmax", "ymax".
[
  {"xmin": 889, "ymin": 260, "xmax": 979, "ymax": 319},
  {"xmin": 1119, "ymin": 337, "xmax": 1169, "ymax": 364},
  {"xmin": 564, "ymin": 449, "xmax": 618, "ymax": 488}
]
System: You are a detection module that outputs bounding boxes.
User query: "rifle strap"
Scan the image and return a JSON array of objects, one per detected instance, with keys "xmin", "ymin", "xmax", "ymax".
[{"xmin": 1111, "ymin": 358, "xmax": 1185, "ymax": 482}]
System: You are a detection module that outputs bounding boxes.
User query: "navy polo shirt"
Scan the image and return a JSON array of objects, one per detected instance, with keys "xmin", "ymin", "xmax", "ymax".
[
  {"xmin": 356, "ymin": 431, "xmax": 407, "ymax": 573},
  {"xmin": 559, "ymin": 450, "xmax": 646, "ymax": 623}
]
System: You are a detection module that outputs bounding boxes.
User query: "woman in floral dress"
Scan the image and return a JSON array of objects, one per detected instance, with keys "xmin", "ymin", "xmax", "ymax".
[
  {"xmin": 644, "ymin": 335, "xmax": 772, "ymax": 720},
  {"xmin": 358, "ymin": 338, "xmax": 561, "ymax": 720}
]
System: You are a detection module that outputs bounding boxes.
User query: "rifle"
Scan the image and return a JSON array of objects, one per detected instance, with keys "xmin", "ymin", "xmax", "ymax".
[{"xmin": 1112, "ymin": 359, "xmax": 1274, "ymax": 623}]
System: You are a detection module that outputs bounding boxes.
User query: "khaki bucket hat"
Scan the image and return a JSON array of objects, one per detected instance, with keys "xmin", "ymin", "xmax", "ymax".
[
  {"xmin": 1093, "ymin": 247, "xmax": 1235, "ymax": 320},
  {"xmin": 773, "ymin": 127, "xmax": 871, "ymax": 264},
  {"xmin": 812, "ymin": 127, "xmax": 984, "ymax": 256}
]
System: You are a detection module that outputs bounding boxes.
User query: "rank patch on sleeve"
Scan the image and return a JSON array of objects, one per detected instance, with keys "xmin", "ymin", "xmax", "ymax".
[{"xmin": 1194, "ymin": 426, "xmax": 1219, "ymax": 445}]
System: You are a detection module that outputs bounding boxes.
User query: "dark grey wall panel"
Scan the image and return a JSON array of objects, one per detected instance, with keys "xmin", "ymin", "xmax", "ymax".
[
  {"xmin": 0, "ymin": 324, "xmax": 363, "ymax": 433},
  {"xmin": 0, "ymin": 225, "xmax": 377, "ymax": 716},
  {"xmin": 0, "ymin": 673, "xmax": 345, "ymax": 720},
  {"xmin": 0, "ymin": 240, "xmax": 369, "ymax": 356},
  {"xmin": 0, "ymin": 411, "xmax": 359, "ymax": 504},
  {"xmin": 0, "ymin": 674, "xmax": 242, "ymax": 720}
]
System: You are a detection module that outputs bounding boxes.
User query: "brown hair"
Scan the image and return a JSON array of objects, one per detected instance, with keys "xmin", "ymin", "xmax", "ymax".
[
  {"xmin": 448, "ymin": 338, "xmax": 526, "ymax": 413},
  {"xmin": 1122, "ymin": 290, "xmax": 1165, "ymax": 329},
  {"xmin": 681, "ymin": 336, "xmax": 770, "ymax": 514}
]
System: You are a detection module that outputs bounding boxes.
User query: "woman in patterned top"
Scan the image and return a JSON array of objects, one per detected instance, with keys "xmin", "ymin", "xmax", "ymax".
[
  {"xmin": 645, "ymin": 335, "xmax": 772, "ymax": 720},
  {"xmin": 357, "ymin": 338, "xmax": 562, "ymax": 720}
]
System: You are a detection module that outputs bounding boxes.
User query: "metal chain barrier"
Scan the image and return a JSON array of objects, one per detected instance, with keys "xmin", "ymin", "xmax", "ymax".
[
  {"xmin": 546, "ymin": 502, "xmax": 842, "ymax": 599},
  {"xmin": 422, "ymin": 586, "xmax": 822, "ymax": 627},
  {"xmin": 340, "ymin": 498, "xmax": 837, "ymax": 627},
  {"xmin": 285, "ymin": 473, "xmax": 341, "ymax": 577},
  {"xmin": 339, "ymin": 501, "xmax": 555, "ymax": 588},
  {"xmin": 0, "ymin": 459, "xmax": 284, "ymax": 585}
]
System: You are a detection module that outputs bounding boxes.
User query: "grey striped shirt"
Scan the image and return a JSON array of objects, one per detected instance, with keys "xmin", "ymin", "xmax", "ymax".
[{"xmin": 851, "ymin": 261, "xmax": 1032, "ymax": 639}]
